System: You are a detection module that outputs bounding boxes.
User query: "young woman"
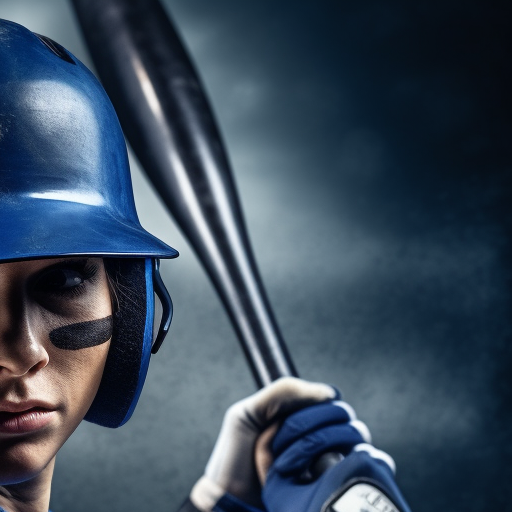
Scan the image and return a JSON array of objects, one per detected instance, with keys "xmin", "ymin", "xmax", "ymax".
[{"xmin": 0, "ymin": 19, "xmax": 410, "ymax": 512}]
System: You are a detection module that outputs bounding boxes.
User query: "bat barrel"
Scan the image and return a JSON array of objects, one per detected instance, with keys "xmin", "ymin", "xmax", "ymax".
[{"xmin": 72, "ymin": 0, "xmax": 298, "ymax": 387}]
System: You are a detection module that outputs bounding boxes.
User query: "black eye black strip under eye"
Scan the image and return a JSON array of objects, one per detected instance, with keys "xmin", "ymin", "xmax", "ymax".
[{"xmin": 49, "ymin": 316, "xmax": 113, "ymax": 350}]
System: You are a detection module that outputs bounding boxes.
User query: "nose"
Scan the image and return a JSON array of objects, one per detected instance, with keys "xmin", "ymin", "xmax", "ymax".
[
  {"xmin": 0, "ymin": 305, "xmax": 50, "ymax": 378},
  {"xmin": 0, "ymin": 327, "xmax": 50, "ymax": 377}
]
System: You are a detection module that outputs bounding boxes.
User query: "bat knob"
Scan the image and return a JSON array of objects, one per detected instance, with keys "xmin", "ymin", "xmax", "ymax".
[{"xmin": 301, "ymin": 452, "xmax": 345, "ymax": 482}]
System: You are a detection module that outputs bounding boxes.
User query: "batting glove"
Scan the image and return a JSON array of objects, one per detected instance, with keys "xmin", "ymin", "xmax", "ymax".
[
  {"xmin": 189, "ymin": 377, "xmax": 337, "ymax": 512},
  {"xmin": 262, "ymin": 401, "xmax": 412, "ymax": 512}
]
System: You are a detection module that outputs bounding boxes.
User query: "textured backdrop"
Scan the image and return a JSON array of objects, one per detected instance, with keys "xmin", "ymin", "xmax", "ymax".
[{"xmin": 0, "ymin": 1, "xmax": 510, "ymax": 511}]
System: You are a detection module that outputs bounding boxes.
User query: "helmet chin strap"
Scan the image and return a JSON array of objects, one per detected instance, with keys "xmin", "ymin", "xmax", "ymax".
[{"xmin": 151, "ymin": 259, "xmax": 173, "ymax": 354}]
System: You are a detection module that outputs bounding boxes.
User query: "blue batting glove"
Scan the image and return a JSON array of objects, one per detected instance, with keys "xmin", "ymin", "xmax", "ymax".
[
  {"xmin": 262, "ymin": 401, "xmax": 412, "ymax": 512},
  {"xmin": 188, "ymin": 378, "xmax": 337, "ymax": 512}
]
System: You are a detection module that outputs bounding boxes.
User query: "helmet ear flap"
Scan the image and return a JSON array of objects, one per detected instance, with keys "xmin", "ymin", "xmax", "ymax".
[{"xmin": 85, "ymin": 258, "xmax": 155, "ymax": 428}]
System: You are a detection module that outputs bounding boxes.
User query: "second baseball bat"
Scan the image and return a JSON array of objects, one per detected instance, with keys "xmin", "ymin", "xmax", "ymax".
[{"xmin": 71, "ymin": 0, "xmax": 297, "ymax": 388}]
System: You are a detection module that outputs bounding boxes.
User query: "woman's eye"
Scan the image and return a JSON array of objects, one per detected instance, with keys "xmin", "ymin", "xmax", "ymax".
[
  {"xmin": 36, "ymin": 268, "xmax": 85, "ymax": 293},
  {"xmin": 38, "ymin": 268, "xmax": 85, "ymax": 291},
  {"xmin": 32, "ymin": 261, "xmax": 100, "ymax": 300}
]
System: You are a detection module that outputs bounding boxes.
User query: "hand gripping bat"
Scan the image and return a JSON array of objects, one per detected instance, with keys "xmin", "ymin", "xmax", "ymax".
[{"xmin": 71, "ymin": 0, "xmax": 340, "ymax": 475}]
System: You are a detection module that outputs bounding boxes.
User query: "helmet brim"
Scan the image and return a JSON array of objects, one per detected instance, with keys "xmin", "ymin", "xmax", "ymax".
[{"xmin": 0, "ymin": 198, "xmax": 178, "ymax": 262}]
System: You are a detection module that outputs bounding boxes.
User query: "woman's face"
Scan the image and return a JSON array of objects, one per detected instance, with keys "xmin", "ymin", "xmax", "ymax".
[{"xmin": 0, "ymin": 257, "xmax": 112, "ymax": 485}]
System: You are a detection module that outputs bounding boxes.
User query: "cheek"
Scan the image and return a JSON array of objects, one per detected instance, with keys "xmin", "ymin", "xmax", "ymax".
[
  {"xmin": 49, "ymin": 315, "xmax": 113, "ymax": 350},
  {"xmin": 30, "ymin": 267, "xmax": 113, "ymax": 413},
  {"xmin": 50, "ymin": 340, "xmax": 111, "ymax": 415}
]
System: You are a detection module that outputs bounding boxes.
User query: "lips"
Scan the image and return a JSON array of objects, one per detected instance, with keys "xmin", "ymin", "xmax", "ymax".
[{"xmin": 0, "ymin": 402, "xmax": 57, "ymax": 434}]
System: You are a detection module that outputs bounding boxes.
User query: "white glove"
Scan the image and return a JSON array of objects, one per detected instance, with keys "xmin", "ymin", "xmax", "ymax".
[{"xmin": 190, "ymin": 377, "xmax": 336, "ymax": 511}]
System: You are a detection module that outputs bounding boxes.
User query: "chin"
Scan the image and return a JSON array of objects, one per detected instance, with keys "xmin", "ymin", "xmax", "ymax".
[{"xmin": 0, "ymin": 436, "xmax": 59, "ymax": 486}]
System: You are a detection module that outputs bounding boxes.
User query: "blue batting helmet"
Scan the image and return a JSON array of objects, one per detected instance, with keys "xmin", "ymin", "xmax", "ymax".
[{"xmin": 0, "ymin": 19, "xmax": 178, "ymax": 427}]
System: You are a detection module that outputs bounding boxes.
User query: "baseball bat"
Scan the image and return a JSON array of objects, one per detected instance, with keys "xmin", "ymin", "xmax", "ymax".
[
  {"xmin": 70, "ymin": 0, "xmax": 297, "ymax": 388},
  {"xmin": 71, "ymin": 0, "xmax": 343, "ymax": 483}
]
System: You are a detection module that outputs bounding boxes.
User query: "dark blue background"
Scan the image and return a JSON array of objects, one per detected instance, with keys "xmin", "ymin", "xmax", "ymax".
[{"xmin": 1, "ymin": 1, "xmax": 510, "ymax": 511}]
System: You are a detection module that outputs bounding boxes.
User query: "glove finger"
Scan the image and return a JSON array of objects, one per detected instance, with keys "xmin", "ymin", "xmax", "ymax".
[
  {"xmin": 354, "ymin": 443, "xmax": 396, "ymax": 474},
  {"xmin": 272, "ymin": 401, "xmax": 357, "ymax": 457},
  {"xmin": 232, "ymin": 377, "xmax": 337, "ymax": 431},
  {"xmin": 273, "ymin": 422, "xmax": 370, "ymax": 476}
]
